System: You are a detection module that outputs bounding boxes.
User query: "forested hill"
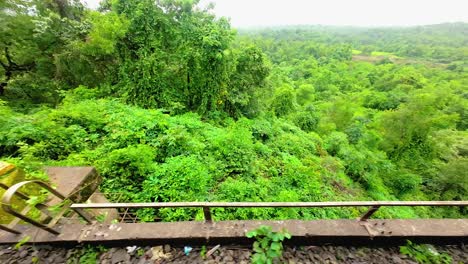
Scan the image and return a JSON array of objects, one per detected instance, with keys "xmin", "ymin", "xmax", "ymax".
[
  {"xmin": 240, "ymin": 23, "xmax": 468, "ymax": 63},
  {"xmin": 1, "ymin": 0, "xmax": 467, "ymax": 222}
]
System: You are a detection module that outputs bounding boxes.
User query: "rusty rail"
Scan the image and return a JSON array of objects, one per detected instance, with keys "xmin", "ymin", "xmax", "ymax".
[
  {"xmin": 1, "ymin": 181, "xmax": 93, "ymax": 235},
  {"xmin": 70, "ymin": 201, "xmax": 468, "ymax": 222}
]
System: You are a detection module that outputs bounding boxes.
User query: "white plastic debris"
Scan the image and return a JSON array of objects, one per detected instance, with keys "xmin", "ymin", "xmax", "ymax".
[{"xmin": 126, "ymin": 246, "xmax": 138, "ymax": 254}]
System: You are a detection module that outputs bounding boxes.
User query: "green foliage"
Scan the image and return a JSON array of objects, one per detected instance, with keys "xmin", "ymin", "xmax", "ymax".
[
  {"xmin": 136, "ymin": 248, "xmax": 145, "ymax": 257},
  {"xmin": 80, "ymin": 11, "xmax": 129, "ymax": 56},
  {"xmin": 97, "ymin": 144, "xmax": 157, "ymax": 193},
  {"xmin": 14, "ymin": 236, "xmax": 30, "ymax": 250},
  {"xmin": 103, "ymin": 0, "xmax": 271, "ymax": 117},
  {"xmin": 0, "ymin": 1, "xmax": 466, "ymax": 222},
  {"xmin": 271, "ymin": 86, "xmax": 297, "ymax": 117},
  {"xmin": 0, "ymin": 0, "xmax": 86, "ymax": 104},
  {"xmin": 429, "ymin": 158, "xmax": 468, "ymax": 200},
  {"xmin": 225, "ymin": 45, "xmax": 271, "ymax": 118},
  {"xmin": 139, "ymin": 155, "xmax": 210, "ymax": 220},
  {"xmin": 324, "ymin": 132, "xmax": 349, "ymax": 156},
  {"xmin": 292, "ymin": 105, "xmax": 319, "ymax": 132},
  {"xmin": 67, "ymin": 245, "xmax": 107, "ymax": 264},
  {"xmin": 242, "ymin": 23, "xmax": 467, "ymax": 62},
  {"xmin": 56, "ymin": 11, "xmax": 129, "ymax": 87},
  {"xmin": 200, "ymin": 245, "xmax": 207, "ymax": 259},
  {"xmin": 387, "ymin": 173, "xmax": 423, "ymax": 196},
  {"xmin": 246, "ymin": 225, "xmax": 291, "ymax": 264},
  {"xmin": 400, "ymin": 241, "xmax": 452, "ymax": 264},
  {"xmin": 95, "ymin": 212, "xmax": 108, "ymax": 223},
  {"xmin": 1, "ymin": 0, "xmax": 270, "ymax": 118},
  {"xmin": 363, "ymin": 91, "xmax": 403, "ymax": 110}
]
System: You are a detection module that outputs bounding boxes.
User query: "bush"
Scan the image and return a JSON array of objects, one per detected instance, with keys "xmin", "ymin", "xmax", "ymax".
[
  {"xmin": 388, "ymin": 173, "xmax": 422, "ymax": 196},
  {"xmin": 324, "ymin": 132, "xmax": 349, "ymax": 156},
  {"xmin": 247, "ymin": 225, "xmax": 291, "ymax": 264},
  {"xmin": 97, "ymin": 145, "xmax": 156, "ymax": 195},
  {"xmin": 293, "ymin": 110, "xmax": 319, "ymax": 132},
  {"xmin": 271, "ymin": 86, "xmax": 297, "ymax": 117}
]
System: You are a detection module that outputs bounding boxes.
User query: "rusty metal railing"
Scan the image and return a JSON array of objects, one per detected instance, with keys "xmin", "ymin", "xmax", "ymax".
[
  {"xmin": 2, "ymin": 179, "xmax": 467, "ymax": 235},
  {"xmin": 70, "ymin": 201, "xmax": 468, "ymax": 223},
  {"xmin": 1, "ymin": 181, "xmax": 93, "ymax": 235}
]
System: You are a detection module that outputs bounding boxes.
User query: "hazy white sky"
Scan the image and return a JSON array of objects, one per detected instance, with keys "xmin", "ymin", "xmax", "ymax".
[{"xmin": 82, "ymin": 0, "xmax": 468, "ymax": 27}]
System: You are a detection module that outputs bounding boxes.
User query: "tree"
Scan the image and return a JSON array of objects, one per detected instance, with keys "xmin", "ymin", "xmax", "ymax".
[
  {"xmin": 0, "ymin": 0, "xmax": 36, "ymax": 96},
  {"xmin": 0, "ymin": 0, "xmax": 85, "ymax": 103},
  {"xmin": 430, "ymin": 158, "xmax": 468, "ymax": 200},
  {"xmin": 378, "ymin": 93, "xmax": 458, "ymax": 174},
  {"xmin": 271, "ymin": 86, "xmax": 297, "ymax": 117},
  {"xmin": 225, "ymin": 45, "xmax": 270, "ymax": 118}
]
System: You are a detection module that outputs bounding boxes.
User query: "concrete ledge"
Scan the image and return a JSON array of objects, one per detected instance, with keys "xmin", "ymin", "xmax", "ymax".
[
  {"xmin": 45, "ymin": 166, "xmax": 100, "ymax": 205},
  {"xmin": 0, "ymin": 219, "xmax": 466, "ymax": 246}
]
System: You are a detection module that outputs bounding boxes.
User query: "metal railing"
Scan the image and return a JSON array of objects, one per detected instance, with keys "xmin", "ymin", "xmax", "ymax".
[
  {"xmin": 1, "ymin": 181, "xmax": 93, "ymax": 235},
  {"xmin": 2, "ymin": 179, "xmax": 467, "ymax": 235},
  {"xmin": 70, "ymin": 201, "xmax": 468, "ymax": 223}
]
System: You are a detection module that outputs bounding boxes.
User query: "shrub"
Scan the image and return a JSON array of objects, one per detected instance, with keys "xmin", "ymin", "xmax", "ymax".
[
  {"xmin": 246, "ymin": 225, "xmax": 291, "ymax": 264},
  {"xmin": 388, "ymin": 173, "xmax": 422, "ymax": 196},
  {"xmin": 400, "ymin": 240, "xmax": 452, "ymax": 264}
]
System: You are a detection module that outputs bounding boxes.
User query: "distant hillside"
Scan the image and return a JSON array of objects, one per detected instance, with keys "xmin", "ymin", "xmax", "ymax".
[{"xmin": 239, "ymin": 23, "xmax": 468, "ymax": 62}]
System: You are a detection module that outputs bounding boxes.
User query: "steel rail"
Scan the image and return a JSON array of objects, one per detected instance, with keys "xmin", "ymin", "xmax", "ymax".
[{"xmin": 70, "ymin": 200, "xmax": 468, "ymax": 222}]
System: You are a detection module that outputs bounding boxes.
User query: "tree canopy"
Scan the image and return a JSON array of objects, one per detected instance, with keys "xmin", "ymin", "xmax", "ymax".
[{"xmin": 1, "ymin": 0, "xmax": 467, "ymax": 222}]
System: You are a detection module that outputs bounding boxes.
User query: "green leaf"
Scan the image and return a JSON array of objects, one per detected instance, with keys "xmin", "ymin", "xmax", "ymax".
[
  {"xmin": 246, "ymin": 231, "xmax": 257, "ymax": 238},
  {"xmin": 271, "ymin": 233, "xmax": 284, "ymax": 242},
  {"xmin": 260, "ymin": 237, "xmax": 270, "ymax": 249},
  {"xmin": 270, "ymin": 242, "xmax": 281, "ymax": 251},
  {"xmin": 252, "ymin": 253, "xmax": 268, "ymax": 264},
  {"xmin": 253, "ymin": 242, "xmax": 263, "ymax": 253},
  {"xmin": 267, "ymin": 249, "xmax": 280, "ymax": 258}
]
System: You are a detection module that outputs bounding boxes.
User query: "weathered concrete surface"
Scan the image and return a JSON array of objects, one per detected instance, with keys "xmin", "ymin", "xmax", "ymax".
[
  {"xmin": 45, "ymin": 166, "xmax": 101, "ymax": 205},
  {"xmin": 0, "ymin": 219, "xmax": 466, "ymax": 246},
  {"xmin": 45, "ymin": 166, "xmax": 118, "ymax": 223},
  {"xmin": 87, "ymin": 192, "xmax": 120, "ymax": 224}
]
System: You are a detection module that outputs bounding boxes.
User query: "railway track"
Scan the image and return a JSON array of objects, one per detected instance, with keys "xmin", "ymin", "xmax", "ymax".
[{"xmin": 0, "ymin": 166, "xmax": 467, "ymax": 263}]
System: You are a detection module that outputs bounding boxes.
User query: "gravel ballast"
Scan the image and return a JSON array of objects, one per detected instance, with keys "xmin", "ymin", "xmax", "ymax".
[{"xmin": 0, "ymin": 244, "xmax": 466, "ymax": 263}]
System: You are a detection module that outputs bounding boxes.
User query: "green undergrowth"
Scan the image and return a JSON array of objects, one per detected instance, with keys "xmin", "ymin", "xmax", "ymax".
[
  {"xmin": 0, "ymin": 1, "xmax": 466, "ymax": 223},
  {"xmin": 400, "ymin": 241, "xmax": 453, "ymax": 264},
  {"xmin": 1, "ymin": 89, "xmax": 460, "ymax": 222}
]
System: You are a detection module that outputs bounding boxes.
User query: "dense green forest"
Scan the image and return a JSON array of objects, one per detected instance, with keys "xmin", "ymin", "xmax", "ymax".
[{"xmin": 1, "ymin": 0, "xmax": 467, "ymax": 222}]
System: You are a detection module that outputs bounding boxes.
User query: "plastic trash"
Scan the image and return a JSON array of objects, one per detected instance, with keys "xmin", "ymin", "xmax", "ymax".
[
  {"xmin": 184, "ymin": 246, "xmax": 193, "ymax": 256},
  {"xmin": 126, "ymin": 246, "xmax": 138, "ymax": 254}
]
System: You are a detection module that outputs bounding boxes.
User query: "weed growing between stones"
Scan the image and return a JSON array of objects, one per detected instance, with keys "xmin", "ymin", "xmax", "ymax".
[
  {"xmin": 400, "ymin": 240, "xmax": 452, "ymax": 264},
  {"xmin": 246, "ymin": 225, "xmax": 291, "ymax": 264}
]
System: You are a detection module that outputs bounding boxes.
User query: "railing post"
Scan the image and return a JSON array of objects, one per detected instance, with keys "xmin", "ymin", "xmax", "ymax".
[
  {"xmin": 203, "ymin": 206, "xmax": 212, "ymax": 223},
  {"xmin": 360, "ymin": 205, "xmax": 381, "ymax": 221}
]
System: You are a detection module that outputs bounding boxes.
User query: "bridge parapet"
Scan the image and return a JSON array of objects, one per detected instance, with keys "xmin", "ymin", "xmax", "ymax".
[{"xmin": 0, "ymin": 166, "xmax": 467, "ymax": 245}]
